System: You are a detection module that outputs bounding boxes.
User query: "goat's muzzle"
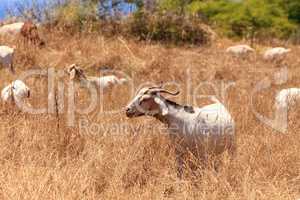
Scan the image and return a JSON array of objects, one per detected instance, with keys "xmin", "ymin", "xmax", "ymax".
[
  {"xmin": 126, "ymin": 108, "xmax": 145, "ymax": 118},
  {"xmin": 125, "ymin": 107, "xmax": 134, "ymax": 118}
]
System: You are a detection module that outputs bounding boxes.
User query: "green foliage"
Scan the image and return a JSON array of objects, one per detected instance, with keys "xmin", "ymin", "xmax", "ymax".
[
  {"xmin": 159, "ymin": 0, "xmax": 192, "ymax": 14},
  {"xmin": 188, "ymin": 0, "xmax": 297, "ymax": 39},
  {"xmin": 50, "ymin": 0, "xmax": 300, "ymax": 42},
  {"xmin": 127, "ymin": 10, "xmax": 211, "ymax": 45},
  {"xmin": 56, "ymin": 1, "xmax": 97, "ymax": 30},
  {"xmin": 286, "ymin": 0, "xmax": 300, "ymax": 23}
]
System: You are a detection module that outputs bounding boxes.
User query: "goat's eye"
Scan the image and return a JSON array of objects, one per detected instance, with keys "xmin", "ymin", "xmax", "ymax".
[
  {"xmin": 137, "ymin": 98, "xmax": 144, "ymax": 105},
  {"xmin": 138, "ymin": 100, "xmax": 143, "ymax": 105}
]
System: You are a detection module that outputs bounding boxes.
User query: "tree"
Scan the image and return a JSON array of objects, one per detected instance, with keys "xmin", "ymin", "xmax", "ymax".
[
  {"xmin": 188, "ymin": 0, "xmax": 296, "ymax": 40},
  {"xmin": 286, "ymin": 0, "xmax": 300, "ymax": 23}
]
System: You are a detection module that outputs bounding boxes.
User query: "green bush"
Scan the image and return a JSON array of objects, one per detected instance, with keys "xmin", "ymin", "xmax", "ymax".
[
  {"xmin": 127, "ymin": 10, "xmax": 211, "ymax": 45},
  {"xmin": 286, "ymin": 0, "xmax": 300, "ymax": 23},
  {"xmin": 186, "ymin": 0, "xmax": 297, "ymax": 40},
  {"xmin": 49, "ymin": 0, "xmax": 300, "ymax": 43},
  {"xmin": 55, "ymin": 1, "xmax": 98, "ymax": 32}
]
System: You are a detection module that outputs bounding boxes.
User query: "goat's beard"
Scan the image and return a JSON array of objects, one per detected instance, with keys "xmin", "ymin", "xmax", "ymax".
[{"xmin": 126, "ymin": 111, "xmax": 144, "ymax": 118}]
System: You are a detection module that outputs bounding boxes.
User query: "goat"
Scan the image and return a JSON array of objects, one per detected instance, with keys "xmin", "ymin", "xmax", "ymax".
[
  {"xmin": 275, "ymin": 88, "xmax": 300, "ymax": 110},
  {"xmin": 273, "ymin": 88, "xmax": 300, "ymax": 131},
  {"xmin": 226, "ymin": 45, "xmax": 255, "ymax": 56},
  {"xmin": 1, "ymin": 80, "xmax": 30, "ymax": 106},
  {"xmin": 126, "ymin": 86, "xmax": 235, "ymax": 177},
  {"xmin": 20, "ymin": 21, "xmax": 45, "ymax": 47},
  {"xmin": 263, "ymin": 47, "xmax": 290, "ymax": 61},
  {"xmin": 0, "ymin": 22, "xmax": 24, "ymax": 36},
  {"xmin": 0, "ymin": 45, "xmax": 15, "ymax": 73},
  {"xmin": 66, "ymin": 64, "xmax": 127, "ymax": 90}
]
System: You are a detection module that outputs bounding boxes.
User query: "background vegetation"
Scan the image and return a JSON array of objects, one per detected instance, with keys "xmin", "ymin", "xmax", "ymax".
[{"xmin": 6, "ymin": 0, "xmax": 300, "ymax": 44}]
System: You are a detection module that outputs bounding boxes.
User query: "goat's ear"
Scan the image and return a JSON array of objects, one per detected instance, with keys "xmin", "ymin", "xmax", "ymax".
[{"xmin": 154, "ymin": 97, "xmax": 168, "ymax": 116}]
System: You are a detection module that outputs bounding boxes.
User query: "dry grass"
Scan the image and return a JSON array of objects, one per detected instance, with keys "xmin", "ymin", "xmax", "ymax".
[{"xmin": 0, "ymin": 29, "xmax": 299, "ymax": 199}]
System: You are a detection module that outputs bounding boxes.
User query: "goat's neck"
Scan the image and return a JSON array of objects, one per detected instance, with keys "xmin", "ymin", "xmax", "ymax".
[{"xmin": 153, "ymin": 98, "xmax": 191, "ymax": 126}]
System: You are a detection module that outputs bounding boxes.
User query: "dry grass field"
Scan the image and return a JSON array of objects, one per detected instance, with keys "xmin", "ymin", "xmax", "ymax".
[{"xmin": 0, "ymin": 29, "xmax": 299, "ymax": 199}]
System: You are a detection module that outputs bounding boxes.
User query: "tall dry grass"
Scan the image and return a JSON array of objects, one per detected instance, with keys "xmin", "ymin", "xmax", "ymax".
[{"xmin": 0, "ymin": 29, "xmax": 299, "ymax": 199}]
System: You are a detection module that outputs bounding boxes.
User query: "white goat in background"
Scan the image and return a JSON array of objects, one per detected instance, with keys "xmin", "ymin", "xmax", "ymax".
[
  {"xmin": 126, "ymin": 86, "xmax": 235, "ymax": 177},
  {"xmin": 275, "ymin": 88, "xmax": 300, "ymax": 110},
  {"xmin": 263, "ymin": 47, "xmax": 290, "ymax": 61},
  {"xmin": 0, "ymin": 22, "xmax": 24, "ymax": 36},
  {"xmin": 273, "ymin": 88, "xmax": 300, "ymax": 131},
  {"xmin": 66, "ymin": 64, "xmax": 127, "ymax": 90},
  {"xmin": 1, "ymin": 80, "xmax": 30, "ymax": 106},
  {"xmin": 0, "ymin": 45, "xmax": 15, "ymax": 73},
  {"xmin": 226, "ymin": 44, "xmax": 255, "ymax": 56}
]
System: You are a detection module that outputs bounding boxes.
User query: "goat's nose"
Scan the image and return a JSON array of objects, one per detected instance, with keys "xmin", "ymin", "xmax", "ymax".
[{"xmin": 125, "ymin": 107, "xmax": 134, "ymax": 117}]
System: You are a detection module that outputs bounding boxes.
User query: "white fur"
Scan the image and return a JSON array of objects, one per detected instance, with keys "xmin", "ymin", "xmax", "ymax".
[
  {"xmin": 263, "ymin": 47, "xmax": 290, "ymax": 61},
  {"xmin": 226, "ymin": 45, "xmax": 255, "ymax": 56},
  {"xmin": 87, "ymin": 75, "xmax": 127, "ymax": 89},
  {"xmin": 126, "ymin": 87, "xmax": 235, "ymax": 176},
  {"xmin": 0, "ymin": 22, "xmax": 24, "ymax": 35},
  {"xmin": 67, "ymin": 64, "xmax": 127, "ymax": 89},
  {"xmin": 275, "ymin": 88, "xmax": 300, "ymax": 109},
  {"xmin": 1, "ymin": 80, "xmax": 30, "ymax": 105}
]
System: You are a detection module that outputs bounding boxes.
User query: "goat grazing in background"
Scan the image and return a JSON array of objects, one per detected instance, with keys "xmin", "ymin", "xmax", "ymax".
[
  {"xmin": 263, "ymin": 47, "xmax": 290, "ymax": 62},
  {"xmin": 126, "ymin": 85, "xmax": 235, "ymax": 177},
  {"xmin": 1, "ymin": 80, "xmax": 30, "ymax": 106},
  {"xmin": 226, "ymin": 44, "xmax": 255, "ymax": 57},
  {"xmin": 275, "ymin": 88, "xmax": 300, "ymax": 110},
  {"xmin": 0, "ymin": 22, "xmax": 24, "ymax": 36},
  {"xmin": 66, "ymin": 64, "xmax": 127, "ymax": 90},
  {"xmin": 272, "ymin": 88, "xmax": 300, "ymax": 132},
  {"xmin": 20, "ymin": 21, "xmax": 45, "ymax": 47}
]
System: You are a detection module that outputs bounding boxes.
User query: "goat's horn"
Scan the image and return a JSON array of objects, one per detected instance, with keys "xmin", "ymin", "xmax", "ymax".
[
  {"xmin": 67, "ymin": 64, "xmax": 76, "ymax": 71},
  {"xmin": 150, "ymin": 88, "xmax": 180, "ymax": 96},
  {"xmin": 148, "ymin": 84, "xmax": 163, "ymax": 90}
]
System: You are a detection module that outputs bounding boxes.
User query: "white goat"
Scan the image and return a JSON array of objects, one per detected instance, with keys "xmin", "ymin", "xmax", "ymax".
[
  {"xmin": 263, "ymin": 47, "xmax": 290, "ymax": 61},
  {"xmin": 126, "ymin": 86, "xmax": 235, "ymax": 176},
  {"xmin": 0, "ymin": 46, "xmax": 15, "ymax": 73},
  {"xmin": 1, "ymin": 80, "xmax": 30, "ymax": 106},
  {"xmin": 226, "ymin": 45, "xmax": 255, "ymax": 56},
  {"xmin": 0, "ymin": 22, "xmax": 24, "ymax": 36},
  {"xmin": 275, "ymin": 88, "xmax": 300, "ymax": 110},
  {"xmin": 67, "ymin": 64, "xmax": 127, "ymax": 89}
]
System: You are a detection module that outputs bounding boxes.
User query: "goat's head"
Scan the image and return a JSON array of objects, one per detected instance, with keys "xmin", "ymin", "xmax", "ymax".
[
  {"xmin": 12, "ymin": 80, "xmax": 30, "ymax": 98},
  {"xmin": 66, "ymin": 64, "xmax": 86, "ymax": 81},
  {"xmin": 126, "ymin": 86, "xmax": 179, "ymax": 118}
]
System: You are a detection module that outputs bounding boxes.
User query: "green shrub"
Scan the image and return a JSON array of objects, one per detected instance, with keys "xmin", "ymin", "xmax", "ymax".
[
  {"xmin": 286, "ymin": 0, "xmax": 300, "ymax": 23},
  {"xmin": 127, "ymin": 10, "xmax": 211, "ymax": 45},
  {"xmin": 187, "ymin": 0, "xmax": 297, "ymax": 40},
  {"xmin": 55, "ymin": 2, "xmax": 98, "ymax": 32}
]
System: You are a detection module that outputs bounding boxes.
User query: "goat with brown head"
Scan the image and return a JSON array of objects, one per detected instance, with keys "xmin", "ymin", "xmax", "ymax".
[
  {"xmin": 126, "ymin": 84, "xmax": 235, "ymax": 178},
  {"xmin": 20, "ymin": 21, "xmax": 45, "ymax": 47}
]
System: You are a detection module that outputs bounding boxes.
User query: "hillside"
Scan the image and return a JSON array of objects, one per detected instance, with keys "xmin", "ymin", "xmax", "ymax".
[{"xmin": 0, "ymin": 29, "xmax": 299, "ymax": 199}]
